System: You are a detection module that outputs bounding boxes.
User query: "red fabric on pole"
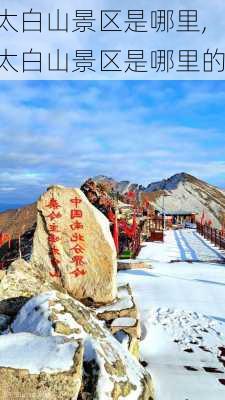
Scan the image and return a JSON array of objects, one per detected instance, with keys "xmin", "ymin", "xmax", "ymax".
[
  {"xmin": 0, "ymin": 233, "xmax": 11, "ymax": 247},
  {"xmin": 144, "ymin": 200, "xmax": 149, "ymax": 208},
  {"xmin": 127, "ymin": 191, "xmax": 136, "ymax": 199},
  {"xmin": 119, "ymin": 211, "xmax": 137, "ymax": 238},
  {"xmin": 108, "ymin": 209, "xmax": 116, "ymax": 223},
  {"xmin": 131, "ymin": 211, "xmax": 137, "ymax": 235},
  {"xmin": 200, "ymin": 210, "xmax": 205, "ymax": 225},
  {"xmin": 113, "ymin": 215, "xmax": 119, "ymax": 253}
]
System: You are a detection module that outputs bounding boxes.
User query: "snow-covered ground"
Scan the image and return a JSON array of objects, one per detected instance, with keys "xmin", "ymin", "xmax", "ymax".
[
  {"xmin": 118, "ymin": 229, "xmax": 225, "ymax": 400},
  {"xmin": 139, "ymin": 229, "xmax": 225, "ymax": 263}
]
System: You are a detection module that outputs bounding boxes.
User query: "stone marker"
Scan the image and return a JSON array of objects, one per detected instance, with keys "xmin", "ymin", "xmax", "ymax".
[{"xmin": 31, "ymin": 185, "xmax": 117, "ymax": 304}]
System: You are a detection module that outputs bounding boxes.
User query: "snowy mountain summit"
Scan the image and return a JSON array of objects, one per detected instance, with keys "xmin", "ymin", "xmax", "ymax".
[
  {"xmin": 145, "ymin": 172, "xmax": 192, "ymax": 192},
  {"xmin": 144, "ymin": 173, "xmax": 225, "ymax": 228}
]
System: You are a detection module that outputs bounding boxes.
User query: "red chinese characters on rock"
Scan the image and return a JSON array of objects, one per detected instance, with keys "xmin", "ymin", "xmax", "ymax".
[
  {"xmin": 49, "ymin": 223, "xmax": 60, "ymax": 233},
  {"xmin": 69, "ymin": 196, "xmax": 87, "ymax": 278},
  {"xmin": 70, "ymin": 221, "xmax": 84, "ymax": 230},
  {"xmin": 46, "ymin": 196, "xmax": 62, "ymax": 278},
  {"xmin": 47, "ymin": 211, "xmax": 62, "ymax": 221},
  {"xmin": 46, "ymin": 198, "xmax": 61, "ymax": 210},
  {"xmin": 71, "ymin": 209, "xmax": 83, "ymax": 219}
]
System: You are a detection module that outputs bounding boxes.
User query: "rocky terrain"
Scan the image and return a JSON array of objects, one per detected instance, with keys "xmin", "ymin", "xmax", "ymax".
[
  {"xmin": 0, "ymin": 203, "xmax": 37, "ymax": 267},
  {"xmin": 0, "ymin": 259, "xmax": 154, "ymax": 400},
  {"xmin": 93, "ymin": 176, "xmax": 142, "ymax": 195},
  {"xmin": 0, "ymin": 185, "xmax": 154, "ymax": 399},
  {"xmin": 144, "ymin": 173, "xmax": 225, "ymax": 228},
  {"xmin": 0, "ymin": 203, "xmax": 37, "ymax": 239},
  {"xmin": 92, "ymin": 173, "xmax": 225, "ymax": 229}
]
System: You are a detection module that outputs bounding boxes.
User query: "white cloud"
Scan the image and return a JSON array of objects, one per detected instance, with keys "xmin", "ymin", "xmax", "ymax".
[{"xmin": 0, "ymin": 80, "xmax": 225, "ymax": 208}]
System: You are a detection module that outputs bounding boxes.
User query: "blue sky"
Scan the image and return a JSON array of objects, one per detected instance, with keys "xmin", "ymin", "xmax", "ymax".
[{"xmin": 0, "ymin": 80, "xmax": 225, "ymax": 211}]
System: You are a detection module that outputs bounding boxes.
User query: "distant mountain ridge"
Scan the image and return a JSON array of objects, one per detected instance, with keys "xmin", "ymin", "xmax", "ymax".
[
  {"xmin": 93, "ymin": 175, "xmax": 143, "ymax": 194},
  {"xmin": 1, "ymin": 173, "xmax": 225, "ymax": 235},
  {"xmin": 145, "ymin": 172, "xmax": 190, "ymax": 192}
]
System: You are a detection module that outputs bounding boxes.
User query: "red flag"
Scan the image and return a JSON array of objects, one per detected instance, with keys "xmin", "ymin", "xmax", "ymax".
[
  {"xmin": 120, "ymin": 211, "xmax": 137, "ymax": 238},
  {"xmin": 0, "ymin": 233, "xmax": 11, "ymax": 248},
  {"xmin": 144, "ymin": 200, "xmax": 149, "ymax": 208},
  {"xmin": 108, "ymin": 209, "xmax": 116, "ymax": 223},
  {"xmin": 113, "ymin": 214, "xmax": 119, "ymax": 254},
  {"xmin": 200, "ymin": 210, "xmax": 205, "ymax": 225},
  {"xmin": 127, "ymin": 191, "xmax": 136, "ymax": 199},
  {"xmin": 131, "ymin": 211, "xmax": 137, "ymax": 236}
]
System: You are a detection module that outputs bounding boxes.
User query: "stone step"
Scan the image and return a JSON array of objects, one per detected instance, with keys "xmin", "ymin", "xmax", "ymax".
[
  {"xmin": 117, "ymin": 260, "xmax": 151, "ymax": 271},
  {"xmin": 95, "ymin": 284, "xmax": 141, "ymax": 358}
]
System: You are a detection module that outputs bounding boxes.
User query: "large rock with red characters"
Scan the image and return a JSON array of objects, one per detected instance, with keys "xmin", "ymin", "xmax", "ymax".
[{"xmin": 31, "ymin": 185, "xmax": 117, "ymax": 304}]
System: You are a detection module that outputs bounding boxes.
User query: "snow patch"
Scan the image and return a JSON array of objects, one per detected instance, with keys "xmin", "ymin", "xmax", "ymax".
[
  {"xmin": 0, "ymin": 332, "xmax": 77, "ymax": 374},
  {"xmin": 111, "ymin": 317, "xmax": 136, "ymax": 327}
]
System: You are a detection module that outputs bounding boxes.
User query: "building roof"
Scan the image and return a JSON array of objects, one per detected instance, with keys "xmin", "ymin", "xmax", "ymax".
[{"xmin": 160, "ymin": 211, "xmax": 197, "ymax": 216}]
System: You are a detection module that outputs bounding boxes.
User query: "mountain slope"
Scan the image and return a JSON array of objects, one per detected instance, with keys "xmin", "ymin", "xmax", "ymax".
[
  {"xmin": 0, "ymin": 203, "xmax": 37, "ymax": 239},
  {"xmin": 144, "ymin": 173, "xmax": 225, "ymax": 228},
  {"xmin": 92, "ymin": 173, "xmax": 225, "ymax": 228}
]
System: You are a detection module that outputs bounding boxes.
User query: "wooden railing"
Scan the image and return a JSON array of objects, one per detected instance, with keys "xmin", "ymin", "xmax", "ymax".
[
  {"xmin": 196, "ymin": 222, "xmax": 225, "ymax": 250},
  {"xmin": 142, "ymin": 217, "xmax": 164, "ymax": 242}
]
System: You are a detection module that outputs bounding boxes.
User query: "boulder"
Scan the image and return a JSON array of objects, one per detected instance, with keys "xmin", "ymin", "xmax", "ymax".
[
  {"xmin": 12, "ymin": 291, "xmax": 154, "ymax": 400},
  {"xmin": 0, "ymin": 332, "xmax": 83, "ymax": 400},
  {"xmin": 0, "ymin": 258, "xmax": 62, "ymax": 317},
  {"xmin": 95, "ymin": 285, "xmax": 141, "ymax": 359},
  {"xmin": 0, "ymin": 259, "xmax": 55, "ymax": 298},
  {"xmin": 0, "ymin": 271, "xmax": 5, "ymax": 282},
  {"xmin": 31, "ymin": 186, "xmax": 117, "ymax": 304},
  {"xmin": 96, "ymin": 285, "xmax": 138, "ymax": 321},
  {"xmin": 0, "ymin": 314, "xmax": 11, "ymax": 332},
  {"xmin": 114, "ymin": 331, "xmax": 140, "ymax": 359},
  {"xmin": 110, "ymin": 317, "xmax": 141, "ymax": 339}
]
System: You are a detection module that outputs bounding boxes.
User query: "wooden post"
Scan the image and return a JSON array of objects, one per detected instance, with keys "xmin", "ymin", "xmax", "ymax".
[{"xmin": 219, "ymin": 231, "xmax": 222, "ymax": 249}]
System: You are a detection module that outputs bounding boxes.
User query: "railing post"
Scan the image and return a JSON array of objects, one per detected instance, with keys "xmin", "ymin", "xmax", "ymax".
[{"xmin": 219, "ymin": 231, "xmax": 222, "ymax": 249}]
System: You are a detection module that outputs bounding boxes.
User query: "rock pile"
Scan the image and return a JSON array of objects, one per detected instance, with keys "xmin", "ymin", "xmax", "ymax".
[
  {"xmin": 80, "ymin": 178, "xmax": 114, "ymax": 217},
  {"xmin": 96, "ymin": 284, "xmax": 141, "ymax": 359},
  {"xmin": 0, "ymin": 260, "xmax": 154, "ymax": 399}
]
